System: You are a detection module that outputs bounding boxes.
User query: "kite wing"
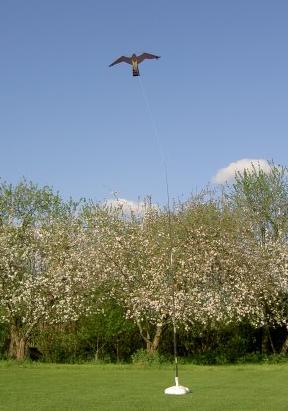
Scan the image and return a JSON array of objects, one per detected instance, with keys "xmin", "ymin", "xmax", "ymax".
[
  {"xmin": 137, "ymin": 53, "xmax": 160, "ymax": 63},
  {"xmin": 109, "ymin": 56, "xmax": 131, "ymax": 67}
]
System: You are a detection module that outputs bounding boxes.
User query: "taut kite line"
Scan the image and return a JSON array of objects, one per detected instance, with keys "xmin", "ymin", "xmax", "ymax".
[{"xmin": 109, "ymin": 53, "xmax": 160, "ymax": 76}]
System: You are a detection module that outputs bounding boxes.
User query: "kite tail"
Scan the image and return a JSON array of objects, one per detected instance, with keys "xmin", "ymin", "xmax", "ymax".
[{"xmin": 133, "ymin": 67, "xmax": 140, "ymax": 76}]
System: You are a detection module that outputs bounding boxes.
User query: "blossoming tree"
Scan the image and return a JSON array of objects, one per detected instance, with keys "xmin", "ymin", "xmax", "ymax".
[
  {"xmin": 0, "ymin": 181, "xmax": 95, "ymax": 360},
  {"xmin": 84, "ymin": 199, "xmax": 266, "ymax": 353}
]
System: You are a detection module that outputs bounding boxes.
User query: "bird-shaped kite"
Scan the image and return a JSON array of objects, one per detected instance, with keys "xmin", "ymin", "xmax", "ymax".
[{"xmin": 109, "ymin": 53, "xmax": 160, "ymax": 76}]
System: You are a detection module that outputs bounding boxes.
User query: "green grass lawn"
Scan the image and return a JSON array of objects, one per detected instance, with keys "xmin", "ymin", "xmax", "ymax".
[{"xmin": 0, "ymin": 362, "xmax": 287, "ymax": 410}]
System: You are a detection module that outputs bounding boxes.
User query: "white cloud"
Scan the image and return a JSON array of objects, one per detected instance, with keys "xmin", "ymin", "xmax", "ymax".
[
  {"xmin": 104, "ymin": 198, "xmax": 155, "ymax": 216},
  {"xmin": 213, "ymin": 159, "xmax": 271, "ymax": 184}
]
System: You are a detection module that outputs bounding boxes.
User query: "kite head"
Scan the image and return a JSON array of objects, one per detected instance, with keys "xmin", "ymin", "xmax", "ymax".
[{"xmin": 132, "ymin": 53, "xmax": 137, "ymax": 61}]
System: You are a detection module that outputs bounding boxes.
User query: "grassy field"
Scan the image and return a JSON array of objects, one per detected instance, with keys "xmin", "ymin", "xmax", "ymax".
[{"xmin": 0, "ymin": 362, "xmax": 287, "ymax": 410}]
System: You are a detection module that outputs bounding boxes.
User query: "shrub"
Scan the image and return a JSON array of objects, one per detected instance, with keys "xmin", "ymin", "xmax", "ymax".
[{"xmin": 131, "ymin": 349, "xmax": 167, "ymax": 366}]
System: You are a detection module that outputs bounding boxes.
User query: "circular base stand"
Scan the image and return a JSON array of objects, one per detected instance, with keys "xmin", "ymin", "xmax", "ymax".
[{"xmin": 164, "ymin": 385, "xmax": 190, "ymax": 395}]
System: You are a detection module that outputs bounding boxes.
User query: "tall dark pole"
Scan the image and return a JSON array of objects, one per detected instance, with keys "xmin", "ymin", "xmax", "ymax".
[
  {"xmin": 165, "ymin": 166, "xmax": 179, "ymax": 384},
  {"xmin": 137, "ymin": 75, "xmax": 189, "ymax": 394},
  {"xmin": 164, "ymin": 166, "xmax": 190, "ymax": 395}
]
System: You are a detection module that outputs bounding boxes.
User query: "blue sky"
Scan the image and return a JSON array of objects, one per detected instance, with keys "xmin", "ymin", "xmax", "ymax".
[{"xmin": 1, "ymin": 1, "xmax": 287, "ymax": 205}]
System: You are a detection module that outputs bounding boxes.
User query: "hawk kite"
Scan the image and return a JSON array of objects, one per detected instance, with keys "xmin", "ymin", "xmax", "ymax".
[{"xmin": 109, "ymin": 53, "xmax": 160, "ymax": 76}]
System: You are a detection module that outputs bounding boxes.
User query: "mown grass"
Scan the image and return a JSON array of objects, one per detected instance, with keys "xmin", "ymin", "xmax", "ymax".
[{"xmin": 0, "ymin": 361, "xmax": 287, "ymax": 410}]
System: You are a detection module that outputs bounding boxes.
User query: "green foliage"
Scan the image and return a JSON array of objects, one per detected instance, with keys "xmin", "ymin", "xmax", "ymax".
[
  {"xmin": 36, "ymin": 327, "xmax": 80, "ymax": 363},
  {"xmin": 131, "ymin": 348, "xmax": 167, "ymax": 366},
  {"xmin": 35, "ymin": 304, "xmax": 142, "ymax": 363},
  {"xmin": 0, "ymin": 178, "xmax": 65, "ymax": 226},
  {"xmin": 225, "ymin": 161, "xmax": 288, "ymax": 242},
  {"xmin": 235, "ymin": 353, "xmax": 288, "ymax": 364},
  {"xmin": 0, "ymin": 322, "xmax": 9, "ymax": 359}
]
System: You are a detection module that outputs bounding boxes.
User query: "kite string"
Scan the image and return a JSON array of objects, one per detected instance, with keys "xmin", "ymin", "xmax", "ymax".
[
  {"xmin": 137, "ymin": 76, "xmax": 172, "ymax": 214},
  {"xmin": 137, "ymin": 75, "xmax": 179, "ymax": 383},
  {"xmin": 137, "ymin": 76, "xmax": 166, "ymax": 168},
  {"xmin": 137, "ymin": 75, "xmax": 172, "ymax": 233}
]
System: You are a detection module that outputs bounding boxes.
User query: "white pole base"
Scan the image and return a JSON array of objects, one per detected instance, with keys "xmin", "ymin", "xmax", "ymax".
[
  {"xmin": 164, "ymin": 377, "xmax": 191, "ymax": 395},
  {"xmin": 164, "ymin": 385, "xmax": 190, "ymax": 395}
]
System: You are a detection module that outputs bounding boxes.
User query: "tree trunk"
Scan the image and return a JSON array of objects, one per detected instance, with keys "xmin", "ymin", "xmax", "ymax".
[
  {"xmin": 261, "ymin": 325, "xmax": 269, "ymax": 354},
  {"xmin": 146, "ymin": 329, "xmax": 151, "ymax": 352},
  {"xmin": 280, "ymin": 334, "xmax": 288, "ymax": 354},
  {"xmin": 95, "ymin": 336, "xmax": 100, "ymax": 361},
  {"xmin": 268, "ymin": 328, "xmax": 276, "ymax": 354},
  {"xmin": 116, "ymin": 337, "xmax": 119, "ymax": 363},
  {"xmin": 9, "ymin": 325, "xmax": 27, "ymax": 360},
  {"xmin": 136, "ymin": 320, "xmax": 163, "ymax": 353},
  {"xmin": 147, "ymin": 325, "xmax": 163, "ymax": 353}
]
